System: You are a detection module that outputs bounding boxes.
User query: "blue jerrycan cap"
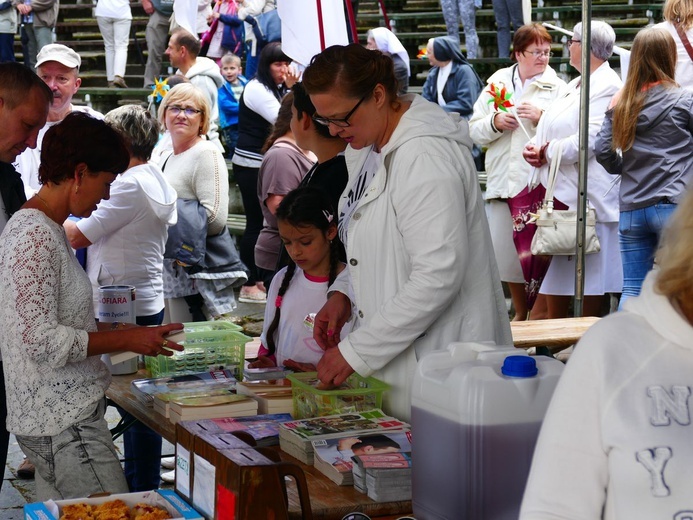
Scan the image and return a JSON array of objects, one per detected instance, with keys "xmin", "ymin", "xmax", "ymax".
[{"xmin": 501, "ymin": 355, "xmax": 538, "ymax": 378}]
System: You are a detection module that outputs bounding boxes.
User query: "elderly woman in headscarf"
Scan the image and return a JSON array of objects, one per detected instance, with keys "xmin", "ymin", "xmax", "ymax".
[
  {"xmin": 422, "ymin": 35, "xmax": 484, "ymax": 119},
  {"xmin": 366, "ymin": 27, "xmax": 411, "ymax": 95}
]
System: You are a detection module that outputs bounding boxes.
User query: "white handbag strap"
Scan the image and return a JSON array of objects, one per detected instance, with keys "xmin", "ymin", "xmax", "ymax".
[{"xmin": 543, "ymin": 140, "xmax": 563, "ymax": 212}]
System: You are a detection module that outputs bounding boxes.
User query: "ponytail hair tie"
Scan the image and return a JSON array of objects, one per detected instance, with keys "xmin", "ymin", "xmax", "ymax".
[{"xmin": 275, "ymin": 296, "xmax": 283, "ymax": 308}]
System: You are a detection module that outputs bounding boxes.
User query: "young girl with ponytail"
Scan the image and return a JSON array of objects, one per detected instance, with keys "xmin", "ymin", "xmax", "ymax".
[{"xmin": 249, "ymin": 187, "xmax": 352, "ymax": 372}]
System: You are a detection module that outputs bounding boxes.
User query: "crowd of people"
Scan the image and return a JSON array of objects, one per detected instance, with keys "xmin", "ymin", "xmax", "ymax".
[{"xmin": 0, "ymin": 0, "xmax": 692, "ymax": 515}]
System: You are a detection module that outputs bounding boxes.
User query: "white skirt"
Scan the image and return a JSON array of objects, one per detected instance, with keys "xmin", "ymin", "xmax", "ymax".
[
  {"xmin": 539, "ymin": 221, "xmax": 623, "ymax": 296},
  {"xmin": 486, "ymin": 199, "xmax": 524, "ymax": 284}
]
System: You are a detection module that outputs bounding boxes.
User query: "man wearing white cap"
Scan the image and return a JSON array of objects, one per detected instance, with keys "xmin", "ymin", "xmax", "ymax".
[{"xmin": 13, "ymin": 43, "xmax": 103, "ymax": 198}]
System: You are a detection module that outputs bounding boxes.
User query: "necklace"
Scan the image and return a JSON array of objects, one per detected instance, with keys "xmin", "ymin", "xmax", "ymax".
[{"xmin": 34, "ymin": 192, "xmax": 57, "ymax": 222}]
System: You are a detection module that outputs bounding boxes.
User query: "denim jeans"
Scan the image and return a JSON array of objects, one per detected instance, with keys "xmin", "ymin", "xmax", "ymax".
[
  {"xmin": 492, "ymin": 0, "xmax": 524, "ymax": 58},
  {"xmin": 16, "ymin": 399, "xmax": 129, "ymax": 501},
  {"xmin": 618, "ymin": 200, "xmax": 677, "ymax": 308}
]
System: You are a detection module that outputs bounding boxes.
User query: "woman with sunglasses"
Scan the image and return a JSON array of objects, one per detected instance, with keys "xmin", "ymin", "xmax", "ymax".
[
  {"xmin": 470, "ymin": 23, "xmax": 566, "ymax": 321},
  {"xmin": 522, "ymin": 21, "xmax": 623, "ymax": 319},
  {"xmin": 303, "ymin": 44, "xmax": 512, "ymax": 421}
]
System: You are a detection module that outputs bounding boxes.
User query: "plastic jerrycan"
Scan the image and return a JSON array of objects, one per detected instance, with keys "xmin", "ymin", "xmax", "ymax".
[{"xmin": 411, "ymin": 342, "xmax": 564, "ymax": 520}]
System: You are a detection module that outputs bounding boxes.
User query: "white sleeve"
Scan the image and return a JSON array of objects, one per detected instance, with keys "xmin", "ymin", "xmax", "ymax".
[
  {"xmin": 244, "ymin": 81, "xmax": 281, "ymax": 124},
  {"xmin": 520, "ymin": 329, "xmax": 609, "ymax": 519},
  {"xmin": 77, "ymin": 178, "xmax": 139, "ymax": 244},
  {"xmin": 191, "ymin": 147, "xmax": 229, "ymax": 235}
]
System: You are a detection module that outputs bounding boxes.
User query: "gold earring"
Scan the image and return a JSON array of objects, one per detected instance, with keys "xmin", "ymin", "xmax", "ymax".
[{"xmin": 75, "ymin": 185, "xmax": 80, "ymax": 193}]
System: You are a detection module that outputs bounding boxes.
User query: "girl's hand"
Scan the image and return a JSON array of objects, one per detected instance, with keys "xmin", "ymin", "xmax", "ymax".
[
  {"xmin": 248, "ymin": 356, "xmax": 276, "ymax": 368},
  {"xmin": 283, "ymin": 359, "xmax": 316, "ymax": 373},
  {"xmin": 211, "ymin": 11, "xmax": 220, "ymax": 20}
]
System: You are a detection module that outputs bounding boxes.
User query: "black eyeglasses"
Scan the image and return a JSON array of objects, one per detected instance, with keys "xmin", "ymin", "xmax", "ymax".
[
  {"xmin": 312, "ymin": 94, "xmax": 367, "ymax": 128},
  {"xmin": 567, "ymin": 38, "xmax": 581, "ymax": 45},
  {"xmin": 167, "ymin": 105, "xmax": 202, "ymax": 117}
]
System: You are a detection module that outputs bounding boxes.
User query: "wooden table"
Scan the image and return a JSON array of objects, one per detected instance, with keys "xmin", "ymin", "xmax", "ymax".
[
  {"xmin": 106, "ymin": 371, "xmax": 412, "ymax": 519},
  {"xmin": 510, "ymin": 316, "xmax": 600, "ymax": 352}
]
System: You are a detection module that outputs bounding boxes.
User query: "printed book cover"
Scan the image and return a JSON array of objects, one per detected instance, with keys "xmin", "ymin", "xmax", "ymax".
[{"xmin": 131, "ymin": 369, "xmax": 236, "ymax": 405}]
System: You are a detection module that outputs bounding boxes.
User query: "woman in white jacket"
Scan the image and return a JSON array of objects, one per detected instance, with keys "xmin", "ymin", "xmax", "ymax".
[
  {"xmin": 523, "ymin": 21, "xmax": 623, "ymax": 319},
  {"xmin": 302, "ymin": 44, "xmax": 512, "ymax": 421},
  {"xmin": 470, "ymin": 23, "xmax": 566, "ymax": 321}
]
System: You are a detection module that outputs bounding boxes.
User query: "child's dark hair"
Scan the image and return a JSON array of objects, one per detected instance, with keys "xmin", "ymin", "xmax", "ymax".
[{"xmin": 265, "ymin": 187, "xmax": 340, "ymax": 356}]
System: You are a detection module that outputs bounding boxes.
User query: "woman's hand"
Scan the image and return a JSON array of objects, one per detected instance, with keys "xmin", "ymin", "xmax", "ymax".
[
  {"xmin": 210, "ymin": 11, "xmax": 220, "ymax": 20},
  {"xmin": 313, "ymin": 292, "xmax": 351, "ymax": 350},
  {"xmin": 608, "ymin": 88, "xmax": 623, "ymax": 110},
  {"xmin": 523, "ymin": 143, "xmax": 545, "ymax": 168},
  {"xmin": 317, "ymin": 346, "xmax": 355, "ymax": 387},
  {"xmin": 92, "ymin": 323, "xmax": 185, "ymax": 358},
  {"xmin": 515, "ymin": 102, "xmax": 544, "ymax": 124},
  {"xmin": 283, "ymin": 358, "xmax": 316, "ymax": 372},
  {"xmin": 493, "ymin": 112, "xmax": 519, "ymax": 131},
  {"xmin": 284, "ymin": 67, "xmax": 300, "ymax": 89},
  {"xmin": 248, "ymin": 356, "xmax": 276, "ymax": 368},
  {"xmin": 128, "ymin": 323, "xmax": 186, "ymax": 357}
]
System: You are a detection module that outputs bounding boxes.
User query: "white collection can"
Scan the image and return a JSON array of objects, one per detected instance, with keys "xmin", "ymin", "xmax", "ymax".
[{"xmin": 98, "ymin": 285, "xmax": 137, "ymax": 374}]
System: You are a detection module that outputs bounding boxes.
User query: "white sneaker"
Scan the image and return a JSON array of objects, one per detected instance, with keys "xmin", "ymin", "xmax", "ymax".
[
  {"xmin": 161, "ymin": 456, "xmax": 176, "ymax": 469},
  {"xmin": 161, "ymin": 469, "xmax": 175, "ymax": 484}
]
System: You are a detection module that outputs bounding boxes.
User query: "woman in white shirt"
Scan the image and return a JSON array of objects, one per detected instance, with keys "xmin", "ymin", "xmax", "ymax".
[{"xmin": 95, "ymin": 0, "xmax": 132, "ymax": 88}]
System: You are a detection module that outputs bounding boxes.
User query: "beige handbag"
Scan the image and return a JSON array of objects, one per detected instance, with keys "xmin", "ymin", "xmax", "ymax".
[{"xmin": 530, "ymin": 141, "xmax": 601, "ymax": 256}]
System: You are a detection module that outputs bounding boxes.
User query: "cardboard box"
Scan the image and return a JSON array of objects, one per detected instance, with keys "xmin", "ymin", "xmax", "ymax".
[
  {"xmin": 24, "ymin": 489, "xmax": 203, "ymax": 520},
  {"xmin": 174, "ymin": 421, "xmax": 255, "ymax": 511}
]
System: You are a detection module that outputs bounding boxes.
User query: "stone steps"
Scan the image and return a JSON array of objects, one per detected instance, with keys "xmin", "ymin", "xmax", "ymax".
[{"xmin": 15, "ymin": 0, "xmax": 663, "ymax": 112}]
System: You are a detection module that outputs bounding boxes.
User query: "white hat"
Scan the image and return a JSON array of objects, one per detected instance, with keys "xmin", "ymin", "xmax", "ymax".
[{"xmin": 36, "ymin": 44, "xmax": 81, "ymax": 70}]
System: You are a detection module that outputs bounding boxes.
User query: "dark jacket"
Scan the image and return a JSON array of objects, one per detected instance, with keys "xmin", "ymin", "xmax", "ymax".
[
  {"xmin": 422, "ymin": 36, "xmax": 484, "ymax": 119},
  {"xmin": 0, "ymin": 162, "xmax": 27, "ymax": 220},
  {"xmin": 219, "ymin": 12, "xmax": 245, "ymax": 57}
]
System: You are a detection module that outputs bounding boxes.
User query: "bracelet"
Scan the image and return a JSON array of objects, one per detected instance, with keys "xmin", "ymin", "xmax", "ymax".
[
  {"xmin": 490, "ymin": 113, "xmax": 500, "ymax": 133},
  {"xmin": 539, "ymin": 141, "xmax": 550, "ymax": 164},
  {"xmin": 110, "ymin": 321, "xmax": 124, "ymax": 330}
]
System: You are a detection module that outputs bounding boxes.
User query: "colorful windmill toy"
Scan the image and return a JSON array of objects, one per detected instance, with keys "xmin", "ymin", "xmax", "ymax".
[
  {"xmin": 151, "ymin": 77, "xmax": 170, "ymax": 103},
  {"xmin": 486, "ymin": 83, "xmax": 514, "ymax": 112}
]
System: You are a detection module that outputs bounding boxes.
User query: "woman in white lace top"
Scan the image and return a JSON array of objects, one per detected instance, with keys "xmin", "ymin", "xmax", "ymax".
[{"xmin": 0, "ymin": 113, "xmax": 184, "ymax": 500}]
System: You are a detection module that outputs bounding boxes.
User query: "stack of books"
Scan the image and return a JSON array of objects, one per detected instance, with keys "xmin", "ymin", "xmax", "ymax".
[
  {"xmin": 131, "ymin": 369, "xmax": 237, "ymax": 407},
  {"xmin": 312, "ymin": 430, "xmax": 412, "ymax": 487},
  {"xmin": 278, "ymin": 409, "xmax": 409, "ymax": 465},
  {"xmin": 168, "ymin": 392, "xmax": 258, "ymax": 424},
  {"xmin": 236, "ymin": 379, "xmax": 293, "ymax": 415},
  {"xmin": 352, "ymin": 451, "xmax": 413, "ymax": 502}
]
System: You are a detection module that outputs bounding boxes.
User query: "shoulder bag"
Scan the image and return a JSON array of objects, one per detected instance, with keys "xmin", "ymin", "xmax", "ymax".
[{"xmin": 530, "ymin": 141, "xmax": 601, "ymax": 256}]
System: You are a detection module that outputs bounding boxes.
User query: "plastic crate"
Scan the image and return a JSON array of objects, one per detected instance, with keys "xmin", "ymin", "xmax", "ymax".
[
  {"xmin": 181, "ymin": 320, "xmax": 243, "ymax": 336},
  {"xmin": 146, "ymin": 325, "xmax": 250, "ymax": 379},
  {"xmin": 287, "ymin": 372, "xmax": 390, "ymax": 419}
]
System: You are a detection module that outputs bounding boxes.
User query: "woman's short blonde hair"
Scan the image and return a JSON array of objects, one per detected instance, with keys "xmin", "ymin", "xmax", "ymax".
[
  {"xmin": 655, "ymin": 189, "xmax": 693, "ymax": 302},
  {"xmin": 158, "ymin": 83, "xmax": 211, "ymax": 136}
]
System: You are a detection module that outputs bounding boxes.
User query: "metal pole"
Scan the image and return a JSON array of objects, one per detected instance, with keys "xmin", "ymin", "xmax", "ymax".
[{"xmin": 574, "ymin": 0, "xmax": 592, "ymax": 317}]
